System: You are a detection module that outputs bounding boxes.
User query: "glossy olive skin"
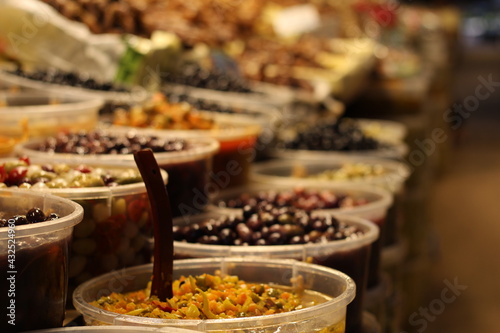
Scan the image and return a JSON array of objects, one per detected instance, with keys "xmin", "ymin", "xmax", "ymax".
[{"xmin": 0, "ymin": 208, "xmax": 59, "ymax": 227}]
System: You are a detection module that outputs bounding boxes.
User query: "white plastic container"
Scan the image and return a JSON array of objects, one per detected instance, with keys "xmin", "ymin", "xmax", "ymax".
[
  {"xmin": 172, "ymin": 213, "xmax": 378, "ymax": 333},
  {"xmin": 73, "ymin": 258, "xmax": 355, "ymax": 332},
  {"xmin": 0, "ymin": 188, "xmax": 83, "ymax": 332}
]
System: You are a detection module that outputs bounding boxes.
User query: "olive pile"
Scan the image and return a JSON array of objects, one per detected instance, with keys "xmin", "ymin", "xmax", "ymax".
[
  {"xmin": 162, "ymin": 64, "xmax": 251, "ymax": 93},
  {"xmin": 37, "ymin": 130, "xmax": 188, "ymax": 155},
  {"xmin": 282, "ymin": 119, "xmax": 382, "ymax": 151},
  {"xmin": 163, "ymin": 92, "xmax": 236, "ymax": 114},
  {"xmin": 9, "ymin": 68, "xmax": 128, "ymax": 92},
  {"xmin": 218, "ymin": 188, "xmax": 367, "ymax": 212},
  {"xmin": 0, "ymin": 208, "xmax": 59, "ymax": 227},
  {"xmin": 174, "ymin": 208, "xmax": 363, "ymax": 246}
]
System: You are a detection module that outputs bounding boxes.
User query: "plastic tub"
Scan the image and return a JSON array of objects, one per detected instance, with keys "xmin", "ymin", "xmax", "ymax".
[
  {"xmin": 14, "ymin": 133, "xmax": 219, "ymax": 217},
  {"xmin": 104, "ymin": 112, "xmax": 262, "ymax": 189},
  {"xmin": 0, "ymin": 92, "xmax": 103, "ymax": 153},
  {"xmin": 211, "ymin": 184, "xmax": 392, "ymax": 289},
  {"xmin": 0, "ymin": 157, "xmax": 169, "ymax": 294},
  {"xmin": 0, "ymin": 70, "xmax": 149, "ymax": 105},
  {"xmin": 29, "ymin": 326, "xmax": 203, "ymax": 332},
  {"xmin": 173, "ymin": 213, "xmax": 378, "ymax": 333},
  {"xmin": 73, "ymin": 257, "xmax": 355, "ymax": 332},
  {"xmin": 0, "ymin": 188, "xmax": 84, "ymax": 332}
]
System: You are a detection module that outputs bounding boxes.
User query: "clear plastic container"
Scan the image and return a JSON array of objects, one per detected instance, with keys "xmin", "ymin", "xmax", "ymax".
[
  {"xmin": 250, "ymin": 157, "xmax": 410, "ymax": 194},
  {"xmin": 250, "ymin": 158, "xmax": 411, "ymax": 248},
  {"xmin": 211, "ymin": 184, "xmax": 392, "ymax": 289},
  {"xmin": 0, "ymin": 70, "xmax": 149, "ymax": 105},
  {"xmin": 14, "ymin": 134, "xmax": 219, "ymax": 218},
  {"xmin": 73, "ymin": 257, "xmax": 355, "ymax": 333},
  {"xmin": 0, "ymin": 188, "xmax": 84, "ymax": 332},
  {"xmin": 104, "ymin": 112, "xmax": 262, "ymax": 189},
  {"xmin": 173, "ymin": 213, "xmax": 378, "ymax": 333},
  {"xmin": 0, "ymin": 92, "xmax": 103, "ymax": 148},
  {"xmin": 29, "ymin": 326, "xmax": 203, "ymax": 332}
]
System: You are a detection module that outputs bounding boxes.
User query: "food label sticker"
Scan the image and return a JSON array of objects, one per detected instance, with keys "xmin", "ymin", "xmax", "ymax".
[{"xmin": 273, "ymin": 4, "xmax": 321, "ymax": 37}]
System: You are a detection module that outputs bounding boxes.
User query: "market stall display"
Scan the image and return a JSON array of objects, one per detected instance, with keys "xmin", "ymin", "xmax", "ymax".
[{"xmin": 0, "ymin": 1, "xmax": 463, "ymax": 332}]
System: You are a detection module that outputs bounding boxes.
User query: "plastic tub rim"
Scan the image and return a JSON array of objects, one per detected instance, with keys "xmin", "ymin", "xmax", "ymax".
[
  {"xmin": 211, "ymin": 183, "xmax": 394, "ymax": 219},
  {"xmin": 0, "ymin": 188, "xmax": 84, "ymax": 238},
  {"xmin": 28, "ymin": 325, "xmax": 203, "ymax": 332},
  {"xmin": 270, "ymin": 142, "xmax": 409, "ymax": 160},
  {"xmin": 0, "ymin": 157, "xmax": 168, "ymax": 199},
  {"xmin": 173, "ymin": 212, "xmax": 379, "ymax": 255},
  {"xmin": 73, "ymin": 257, "xmax": 356, "ymax": 330}
]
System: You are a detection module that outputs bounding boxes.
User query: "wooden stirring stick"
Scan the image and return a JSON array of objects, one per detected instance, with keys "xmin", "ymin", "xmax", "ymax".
[{"xmin": 134, "ymin": 149, "xmax": 173, "ymax": 299}]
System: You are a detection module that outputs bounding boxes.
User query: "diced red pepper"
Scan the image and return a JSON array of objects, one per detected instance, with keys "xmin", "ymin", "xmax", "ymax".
[
  {"xmin": 19, "ymin": 156, "xmax": 30, "ymax": 166},
  {"xmin": 75, "ymin": 164, "xmax": 92, "ymax": 173}
]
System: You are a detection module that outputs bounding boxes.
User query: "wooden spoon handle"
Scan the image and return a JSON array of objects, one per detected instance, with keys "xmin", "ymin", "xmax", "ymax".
[{"xmin": 134, "ymin": 149, "xmax": 173, "ymax": 300}]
